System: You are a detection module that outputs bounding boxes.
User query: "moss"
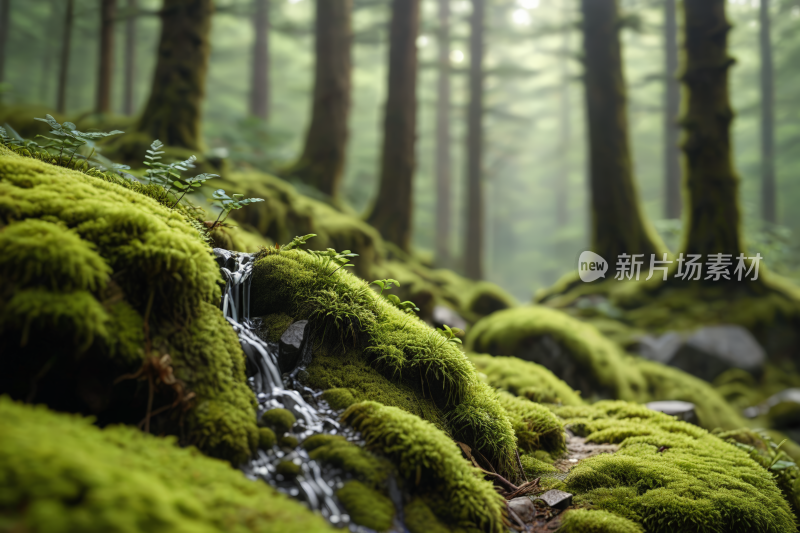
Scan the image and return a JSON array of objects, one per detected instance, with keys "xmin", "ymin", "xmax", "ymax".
[
  {"xmin": 559, "ymin": 509, "xmax": 643, "ymax": 533},
  {"xmin": 250, "ymin": 248, "xmax": 517, "ymax": 476},
  {"xmin": 301, "ymin": 434, "xmax": 391, "ymax": 488},
  {"xmin": 261, "ymin": 408, "xmax": 296, "ymax": 434},
  {"xmin": 464, "ymin": 281, "xmax": 517, "ymax": 319},
  {"xmin": 342, "ymin": 401, "xmax": 506, "ymax": 533},
  {"xmin": 404, "ymin": 497, "xmax": 451, "ymax": 533},
  {"xmin": 256, "ymin": 313, "xmax": 296, "ymax": 343},
  {"xmin": 0, "ymin": 397, "xmax": 335, "ymax": 533},
  {"xmin": 469, "ymin": 353, "xmax": 584, "ymax": 406},
  {"xmin": 519, "ymin": 454, "xmax": 559, "ymax": 479},
  {"xmin": 320, "ymin": 388, "xmax": 357, "ymax": 410},
  {"xmin": 279, "ymin": 435, "xmax": 299, "ymax": 448},
  {"xmin": 555, "ymin": 401, "xmax": 796, "ymax": 532},
  {"xmin": 258, "ymin": 427, "xmax": 277, "ymax": 449},
  {"xmin": 0, "ymin": 144, "xmax": 258, "ymax": 464},
  {"xmin": 276, "ymin": 460, "xmax": 301, "ymax": 478},
  {"xmin": 497, "ymin": 391, "xmax": 566, "ymax": 455},
  {"xmin": 336, "ymin": 480, "xmax": 395, "ymax": 531}
]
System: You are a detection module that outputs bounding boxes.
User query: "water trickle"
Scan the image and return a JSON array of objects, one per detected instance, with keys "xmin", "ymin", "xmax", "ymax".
[{"xmin": 214, "ymin": 249, "xmax": 402, "ymax": 532}]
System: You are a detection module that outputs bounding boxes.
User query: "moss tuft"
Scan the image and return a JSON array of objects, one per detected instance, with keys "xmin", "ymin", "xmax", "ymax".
[
  {"xmin": 279, "ymin": 435, "xmax": 299, "ymax": 448},
  {"xmin": 558, "ymin": 509, "xmax": 643, "ymax": 533},
  {"xmin": 519, "ymin": 454, "xmax": 558, "ymax": 479},
  {"xmin": 301, "ymin": 434, "xmax": 391, "ymax": 489},
  {"xmin": 320, "ymin": 388, "xmax": 358, "ymax": 410},
  {"xmin": 261, "ymin": 408, "xmax": 296, "ymax": 433},
  {"xmin": 256, "ymin": 313, "xmax": 296, "ymax": 343},
  {"xmin": 336, "ymin": 480, "xmax": 395, "ymax": 531},
  {"xmin": 497, "ymin": 391, "xmax": 566, "ymax": 455},
  {"xmin": 276, "ymin": 459, "xmax": 301, "ymax": 478},
  {"xmin": 258, "ymin": 427, "xmax": 277, "ymax": 449},
  {"xmin": 404, "ymin": 497, "xmax": 451, "ymax": 533}
]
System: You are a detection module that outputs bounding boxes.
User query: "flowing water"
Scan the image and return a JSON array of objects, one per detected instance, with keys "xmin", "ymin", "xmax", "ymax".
[{"xmin": 214, "ymin": 249, "xmax": 406, "ymax": 532}]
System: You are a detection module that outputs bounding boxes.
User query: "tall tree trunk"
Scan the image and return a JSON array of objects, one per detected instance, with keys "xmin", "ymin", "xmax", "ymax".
[
  {"xmin": 664, "ymin": 0, "xmax": 682, "ymax": 219},
  {"xmin": 56, "ymin": 0, "xmax": 74, "ymax": 114},
  {"xmin": 464, "ymin": 0, "xmax": 485, "ymax": 280},
  {"xmin": 680, "ymin": 0, "xmax": 743, "ymax": 256},
  {"xmin": 435, "ymin": 0, "xmax": 452, "ymax": 268},
  {"xmin": 137, "ymin": 0, "xmax": 214, "ymax": 150},
  {"xmin": 96, "ymin": 0, "xmax": 116, "ymax": 114},
  {"xmin": 0, "ymin": 0, "xmax": 10, "ymax": 85},
  {"xmin": 366, "ymin": 0, "xmax": 419, "ymax": 251},
  {"xmin": 291, "ymin": 0, "xmax": 351, "ymax": 197},
  {"xmin": 555, "ymin": 0, "xmax": 570, "ymax": 227},
  {"xmin": 40, "ymin": 0, "xmax": 59, "ymax": 103},
  {"xmin": 250, "ymin": 0, "xmax": 269, "ymax": 120},
  {"xmin": 123, "ymin": 0, "xmax": 137, "ymax": 116},
  {"xmin": 580, "ymin": 0, "xmax": 664, "ymax": 272},
  {"xmin": 760, "ymin": 0, "xmax": 776, "ymax": 225}
]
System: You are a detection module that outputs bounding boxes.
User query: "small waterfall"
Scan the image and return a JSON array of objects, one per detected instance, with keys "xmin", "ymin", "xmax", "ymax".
[{"xmin": 214, "ymin": 249, "xmax": 403, "ymax": 532}]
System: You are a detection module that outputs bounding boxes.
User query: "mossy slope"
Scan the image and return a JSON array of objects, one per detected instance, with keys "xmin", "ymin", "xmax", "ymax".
[
  {"xmin": 0, "ymin": 396, "xmax": 334, "ymax": 533},
  {"xmin": 0, "ymin": 144, "xmax": 257, "ymax": 464}
]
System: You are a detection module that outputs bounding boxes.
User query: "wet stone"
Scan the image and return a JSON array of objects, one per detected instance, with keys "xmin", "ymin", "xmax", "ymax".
[
  {"xmin": 508, "ymin": 497, "xmax": 536, "ymax": 522},
  {"xmin": 278, "ymin": 320, "xmax": 310, "ymax": 373},
  {"xmin": 536, "ymin": 489, "xmax": 573, "ymax": 510},
  {"xmin": 646, "ymin": 400, "xmax": 698, "ymax": 425}
]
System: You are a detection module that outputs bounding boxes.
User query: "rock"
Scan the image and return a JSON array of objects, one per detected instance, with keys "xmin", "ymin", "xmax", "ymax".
[
  {"xmin": 744, "ymin": 388, "xmax": 800, "ymax": 428},
  {"xmin": 432, "ymin": 305, "xmax": 467, "ymax": 332},
  {"xmin": 212, "ymin": 247, "xmax": 237, "ymax": 271},
  {"xmin": 507, "ymin": 497, "xmax": 535, "ymax": 522},
  {"xmin": 637, "ymin": 325, "xmax": 766, "ymax": 383},
  {"xmin": 278, "ymin": 320, "xmax": 311, "ymax": 373},
  {"xmin": 646, "ymin": 400, "xmax": 698, "ymax": 425},
  {"xmin": 536, "ymin": 489, "xmax": 573, "ymax": 510}
]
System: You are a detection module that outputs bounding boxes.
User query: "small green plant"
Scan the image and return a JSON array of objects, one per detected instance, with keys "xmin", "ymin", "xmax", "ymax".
[
  {"xmin": 281, "ymin": 234, "xmax": 317, "ymax": 251},
  {"xmin": 34, "ymin": 114, "xmax": 123, "ymax": 168},
  {"xmin": 370, "ymin": 279, "xmax": 419, "ymax": 315},
  {"xmin": 437, "ymin": 324, "xmax": 463, "ymax": 345},
  {"xmin": 142, "ymin": 140, "xmax": 217, "ymax": 208},
  {"xmin": 370, "ymin": 279, "xmax": 400, "ymax": 297},
  {"xmin": 309, "ymin": 248, "xmax": 359, "ymax": 276},
  {"xmin": 208, "ymin": 188, "xmax": 264, "ymax": 231}
]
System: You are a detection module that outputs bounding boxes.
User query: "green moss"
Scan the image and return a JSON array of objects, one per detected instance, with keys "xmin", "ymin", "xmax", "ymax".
[
  {"xmin": 470, "ymin": 353, "xmax": 584, "ymax": 406},
  {"xmin": 336, "ymin": 480, "xmax": 395, "ymax": 531},
  {"xmin": 0, "ymin": 397, "xmax": 335, "ymax": 533},
  {"xmin": 497, "ymin": 391, "xmax": 566, "ymax": 455},
  {"xmin": 276, "ymin": 460, "xmax": 301, "ymax": 478},
  {"xmin": 342, "ymin": 401, "xmax": 506, "ymax": 533},
  {"xmin": 256, "ymin": 313, "xmax": 296, "ymax": 343},
  {"xmin": 519, "ymin": 454, "xmax": 559, "ymax": 479},
  {"xmin": 302, "ymin": 434, "xmax": 392, "ymax": 488},
  {"xmin": 320, "ymin": 388, "xmax": 357, "ymax": 410},
  {"xmin": 559, "ymin": 509, "xmax": 643, "ymax": 533},
  {"xmin": 261, "ymin": 408, "xmax": 296, "ymax": 433},
  {"xmin": 279, "ymin": 435, "xmax": 299, "ymax": 448},
  {"xmin": 404, "ymin": 497, "xmax": 451, "ymax": 533},
  {"xmin": 464, "ymin": 281, "xmax": 517, "ymax": 319},
  {"xmin": 259, "ymin": 427, "xmax": 277, "ymax": 449},
  {"xmin": 556, "ymin": 401, "xmax": 796, "ymax": 532}
]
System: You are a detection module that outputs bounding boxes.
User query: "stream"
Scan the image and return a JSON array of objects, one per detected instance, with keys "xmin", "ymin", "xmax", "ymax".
[{"xmin": 214, "ymin": 249, "xmax": 406, "ymax": 532}]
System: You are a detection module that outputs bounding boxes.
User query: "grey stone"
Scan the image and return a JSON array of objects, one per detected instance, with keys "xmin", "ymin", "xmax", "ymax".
[
  {"xmin": 432, "ymin": 305, "xmax": 467, "ymax": 332},
  {"xmin": 646, "ymin": 400, "xmax": 698, "ymax": 425},
  {"xmin": 744, "ymin": 388, "xmax": 800, "ymax": 428},
  {"xmin": 536, "ymin": 489, "xmax": 573, "ymax": 509},
  {"xmin": 507, "ymin": 497, "xmax": 535, "ymax": 522},
  {"xmin": 278, "ymin": 320, "xmax": 310, "ymax": 373},
  {"xmin": 637, "ymin": 325, "xmax": 766, "ymax": 383}
]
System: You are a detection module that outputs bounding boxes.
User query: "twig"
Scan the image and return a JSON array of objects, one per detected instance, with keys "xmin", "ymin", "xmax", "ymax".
[
  {"xmin": 506, "ymin": 503, "xmax": 527, "ymax": 532},
  {"xmin": 516, "ymin": 448, "xmax": 528, "ymax": 483}
]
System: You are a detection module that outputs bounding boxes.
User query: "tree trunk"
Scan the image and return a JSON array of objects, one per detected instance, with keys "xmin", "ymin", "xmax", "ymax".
[
  {"xmin": 555, "ymin": 0, "xmax": 570, "ymax": 227},
  {"xmin": 0, "ymin": 0, "xmax": 10, "ymax": 85},
  {"xmin": 664, "ymin": 0, "xmax": 682, "ymax": 219},
  {"xmin": 680, "ymin": 0, "xmax": 743, "ymax": 257},
  {"xmin": 57, "ymin": 0, "xmax": 75, "ymax": 114},
  {"xmin": 291, "ymin": 0, "xmax": 351, "ymax": 197},
  {"xmin": 464, "ymin": 0, "xmax": 485, "ymax": 280},
  {"xmin": 580, "ymin": 0, "xmax": 664, "ymax": 271},
  {"xmin": 760, "ymin": 0, "xmax": 776, "ymax": 225},
  {"xmin": 96, "ymin": 0, "xmax": 116, "ymax": 114},
  {"xmin": 366, "ymin": 0, "xmax": 419, "ymax": 251},
  {"xmin": 250, "ymin": 0, "xmax": 269, "ymax": 121},
  {"xmin": 434, "ymin": 0, "xmax": 452, "ymax": 268},
  {"xmin": 123, "ymin": 0, "xmax": 137, "ymax": 116},
  {"xmin": 137, "ymin": 0, "xmax": 214, "ymax": 150}
]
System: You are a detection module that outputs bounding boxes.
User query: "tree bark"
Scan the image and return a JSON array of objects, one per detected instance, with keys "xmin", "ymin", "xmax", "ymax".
[
  {"xmin": 291, "ymin": 0, "xmax": 352, "ymax": 197},
  {"xmin": 760, "ymin": 0, "xmax": 776, "ymax": 224},
  {"xmin": 96, "ymin": 0, "xmax": 116, "ymax": 114},
  {"xmin": 580, "ymin": 0, "xmax": 664, "ymax": 271},
  {"xmin": 555, "ymin": 0, "xmax": 570, "ymax": 227},
  {"xmin": 57, "ymin": 0, "xmax": 75, "ymax": 114},
  {"xmin": 435, "ymin": 0, "xmax": 452, "ymax": 268},
  {"xmin": 680, "ymin": 0, "xmax": 744, "ymax": 256},
  {"xmin": 123, "ymin": 0, "xmax": 137, "ymax": 116},
  {"xmin": 0, "ymin": 0, "xmax": 10, "ymax": 85},
  {"xmin": 366, "ymin": 0, "xmax": 419, "ymax": 251},
  {"xmin": 250, "ymin": 0, "xmax": 270, "ymax": 121},
  {"xmin": 464, "ymin": 0, "xmax": 485, "ymax": 280},
  {"xmin": 664, "ymin": 0, "xmax": 682, "ymax": 219},
  {"xmin": 137, "ymin": 0, "xmax": 214, "ymax": 150}
]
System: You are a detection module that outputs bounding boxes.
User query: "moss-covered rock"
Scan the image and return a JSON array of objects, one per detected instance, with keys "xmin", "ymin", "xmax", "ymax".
[
  {"xmin": 0, "ymin": 396, "xmax": 335, "ymax": 533},
  {"xmin": 336, "ymin": 480, "xmax": 395, "ymax": 531},
  {"xmin": 276, "ymin": 459, "xmax": 301, "ymax": 478},
  {"xmin": 258, "ymin": 427, "xmax": 277, "ymax": 449},
  {"xmin": 320, "ymin": 387, "xmax": 358, "ymax": 410},
  {"xmin": 0, "ymin": 144, "xmax": 258, "ymax": 464},
  {"xmin": 497, "ymin": 391, "xmax": 566, "ymax": 455},
  {"xmin": 261, "ymin": 408, "xmax": 296, "ymax": 433},
  {"xmin": 404, "ymin": 497, "xmax": 451, "ymax": 533},
  {"xmin": 559, "ymin": 509, "xmax": 643, "ymax": 533},
  {"xmin": 302, "ymin": 434, "xmax": 391, "ymax": 488}
]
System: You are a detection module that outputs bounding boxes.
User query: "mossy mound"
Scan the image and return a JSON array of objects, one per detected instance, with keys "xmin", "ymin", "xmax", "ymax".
[
  {"xmin": 249, "ymin": 248, "xmax": 518, "ymax": 476},
  {"xmin": 0, "ymin": 143, "xmax": 257, "ymax": 464},
  {"xmin": 467, "ymin": 306, "xmax": 746, "ymax": 430},
  {"xmin": 336, "ymin": 480, "xmax": 395, "ymax": 531},
  {"xmin": 497, "ymin": 391, "xmax": 566, "ymax": 455},
  {"xmin": 559, "ymin": 509, "xmax": 643, "ymax": 533},
  {"xmin": 554, "ymin": 401, "xmax": 796, "ymax": 532},
  {"xmin": 261, "ymin": 408, "xmax": 296, "ymax": 433},
  {"xmin": 302, "ymin": 434, "xmax": 392, "ymax": 488},
  {"xmin": 0, "ymin": 397, "xmax": 335, "ymax": 533}
]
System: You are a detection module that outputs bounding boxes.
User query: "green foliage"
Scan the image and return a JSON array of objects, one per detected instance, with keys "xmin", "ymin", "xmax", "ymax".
[
  {"xmin": 209, "ymin": 188, "xmax": 265, "ymax": 231},
  {"xmin": 436, "ymin": 324, "xmax": 463, "ymax": 345},
  {"xmin": 371, "ymin": 278, "xmax": 419, "ymax": 314},
  {"xmin": 371, "ymin": 278, "xmax": 400, "ymax": 297},
  {"xmin": 33, "ymin": 113, "xmax": 124, "ymax": 168},
  {"xmin": 0, "ymin": 397, "xmax": 335, "ymax": 533},
  {"xmin": 142, "ymin": 139, "xmax": 219, "ymax": 209},
  {"xmin": 281, "ymin": 233, "xmax": 317, "ymax": 251}
]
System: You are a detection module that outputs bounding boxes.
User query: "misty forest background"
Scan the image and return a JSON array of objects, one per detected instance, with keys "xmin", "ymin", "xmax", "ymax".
[{"xmin": 1, "ymin": 0, "xmax": 799, "ymax": 301}]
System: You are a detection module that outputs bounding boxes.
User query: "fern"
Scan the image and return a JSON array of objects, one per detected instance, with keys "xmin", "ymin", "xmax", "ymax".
[
  {"xmin": 208, "ymin": 189, "xmax": 264, "ymax": 230},
  {"xmin": 33, "ymin": 114, "xmax": 123, "ymax": 168},
  {"xmin": 142, "ymin": 140, "xmax": 218, "ymax": 210},
  {"xmin": 281, "ymin": 233, "xmax": 317, "ymax": 251}
]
